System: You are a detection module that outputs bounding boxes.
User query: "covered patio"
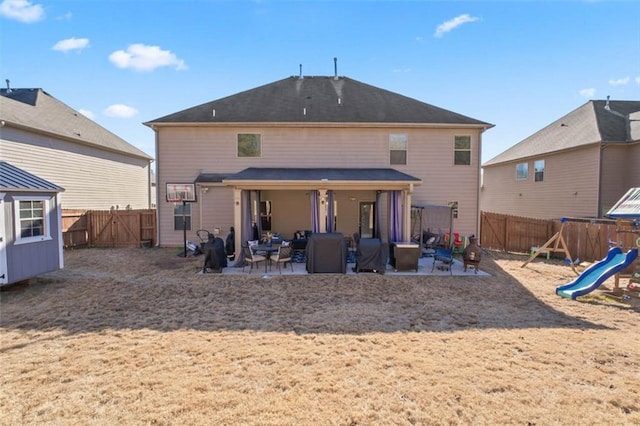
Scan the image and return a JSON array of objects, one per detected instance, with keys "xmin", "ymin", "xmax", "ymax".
[{"xmin": 220, "ymin": 167, "xmax": 423, "ymax": 256}]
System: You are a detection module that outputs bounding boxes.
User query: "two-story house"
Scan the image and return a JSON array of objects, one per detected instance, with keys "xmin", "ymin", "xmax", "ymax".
[
  {"xmin": 482, "ymin": 99, "xmax": 640, "ymax": 219},
  {"xmin": 1, "ymin": 87, "xmax": 153, "ymax": 210},
  {"xmin": 145, "ymin": 75, "xmax": 493, "ymax": 250}
]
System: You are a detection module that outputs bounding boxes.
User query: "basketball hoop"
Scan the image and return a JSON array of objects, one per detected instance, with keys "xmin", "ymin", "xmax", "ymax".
[{"xmin": 166, "ymin": 183, "xmax": 196, "ymax": 203}]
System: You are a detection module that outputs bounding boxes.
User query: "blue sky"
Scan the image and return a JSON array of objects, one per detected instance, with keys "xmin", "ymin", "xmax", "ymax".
[{"xmin": 2, "ymin": 0, "xmax": 639, "ymax": 164}]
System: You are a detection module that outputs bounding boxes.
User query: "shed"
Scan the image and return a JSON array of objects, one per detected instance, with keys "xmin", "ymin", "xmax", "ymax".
[{"xmin": 0, "ymin": 161, "xmax": 65, "ymax": 286}]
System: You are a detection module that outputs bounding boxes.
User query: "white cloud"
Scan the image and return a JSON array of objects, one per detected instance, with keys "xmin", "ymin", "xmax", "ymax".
[
  {"xmin": 392, "ymin": 68, "xmax": 412, "ymax": 74},
  {"xmin": 56, "ymin": 11, "xmax": 72, "ymax": 21},
  {"xmin": 104, "ymin": 104, "xmax": 139, "ymax": 118},
  {"xmin": 579, "ymin": 88, "xmax": 596, "ymax": 98},
  {"xmin": 108, "ymin": 43, "xmax": 187, "ymax": 72},
  {"xmin": 0, "ymin": 0, "xmax": 44, "ymax": 23},
  {"xmin": 434, "ymin": 14, "xmax": 479, "ymax": 38},
  {"xmin": 78, "ymin": 109, "xmax": 94, "ymax": 120},
  {"xmin": 608, "ymin": 77, "xmax": 630, "ymax": 86},
  {"xmin": 52, "ymin": 37, "xmax": 89, "ymax": 53}
]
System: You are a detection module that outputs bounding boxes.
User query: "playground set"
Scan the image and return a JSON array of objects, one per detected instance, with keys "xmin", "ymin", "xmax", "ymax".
[{"xmin": 522, "ymin": 217, "xmax": 640, "ymax": 301}]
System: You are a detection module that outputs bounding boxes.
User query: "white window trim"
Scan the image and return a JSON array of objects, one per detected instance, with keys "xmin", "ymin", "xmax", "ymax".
[
  {"xmin": 13, "ymin": 195, "xmax": 53, "ymax": 245},
  {"xmin": 237, "ymin": 133, "xmax": 262, "ymax": 158},
  {"xmin": 389, "ymin": 134, "xmax": 408, "ymax": 165},
  {"xmin": 454, "ymin": 135, "xmax": 472, "ymax": 166},
  {"xmin": 516, "ymin": 163, "xmax": 529, "ymax": 180}
]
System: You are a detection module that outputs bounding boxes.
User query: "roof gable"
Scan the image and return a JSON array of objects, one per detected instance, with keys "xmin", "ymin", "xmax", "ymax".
[
  {"xmin": 1, "ymin": 88, "xmax": 152, "ymax": 160},
  {"xmin": 146, "ymin": 76, "xmax": 492, "ymax": 127},
  {"xmin": 0, "ymin": 161, "xmax": 64, "ymax": 192},
  {"xmin": 484, "ymin": 100, "xmax": 640, "ymax": 166}
]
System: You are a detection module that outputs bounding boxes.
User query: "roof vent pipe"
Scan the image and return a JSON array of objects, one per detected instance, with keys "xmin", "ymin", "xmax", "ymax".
[
  {"xmin": 299, "ymin": 64, "xmax": 303, "ymax": 79},
  {"xmin": 604, "ymin": 95, "xmax": 610, "ymax": 110},
  {"xmin": 5, "ymin": 79, "xmax": 11, "ymax": 92},
  {"xmin": 333, "ymin": 57, "xmax": 338, "ymax": 79}
]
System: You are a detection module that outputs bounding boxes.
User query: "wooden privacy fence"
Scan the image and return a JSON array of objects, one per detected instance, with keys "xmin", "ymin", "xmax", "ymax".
[
  {"xmin": 62, "ymin": 209, "xmax": 156, "ymax": 248},
  {"xmin": 480, "ymin": 212, "xmax": 638, "ymax": 263}
]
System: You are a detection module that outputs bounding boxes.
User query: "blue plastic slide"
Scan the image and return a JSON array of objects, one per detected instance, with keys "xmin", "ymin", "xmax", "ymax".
[{"xmin": 556, "ymin": 247, "xmax": 638, "ymax": 300}]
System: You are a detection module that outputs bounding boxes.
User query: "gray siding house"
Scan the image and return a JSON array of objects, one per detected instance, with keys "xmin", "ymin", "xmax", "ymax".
[
  {"xmin": 145, "ymin": 75, "xmax": 493, "ymax": 249},
  {"xmin": 0, "ymin": 88, "xmax": 153, "ymax": 210},
  {"xmin": 0, "ymin": 161, "xmax": 64, "ymax": 286},
  {"xmin": 481, "ymin": 100, "xmax": 640, "ymax": 219}
]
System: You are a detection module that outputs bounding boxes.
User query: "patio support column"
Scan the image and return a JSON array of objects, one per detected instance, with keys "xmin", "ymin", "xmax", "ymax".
[
  {"xmin": 233, "ymin": 187, "xmax": 242, "ymax": 258},
  {"xmin": 319, "ymin": 189, "xmax": 328, "ymax": 233},
  {"xmin": 403, "ymin": 187, "xmax": 412, "ymax": 242}
]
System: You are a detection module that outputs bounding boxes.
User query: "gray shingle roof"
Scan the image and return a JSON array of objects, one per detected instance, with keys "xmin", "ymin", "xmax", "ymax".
[
  {"xmin": 1, "ymin": 88, "xmax": 152, "ymax": 160},
  {"xmin": 484, "ymin": 100, "xmax": 640, "ymax": 166},
  {"xmin": 222, "ymin": 167, "xmax": 421, "ymax": 183},
  {"xmin": 146, "ymin": 76, "xmax": 492, "ymax": 126},
  {"xmin": 0, "ymin": 161, "xmax": 64, "ymax": 192}
]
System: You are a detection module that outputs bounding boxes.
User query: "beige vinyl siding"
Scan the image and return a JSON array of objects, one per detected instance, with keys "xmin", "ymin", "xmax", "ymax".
[
  {"xmin": 600, "ymin": 144, "xmax": 640, "ymax": 216},
  {"xmin": 1, "ymin": 127, "xmax": 150, "ymax": 210},
  {"xmin": 156, "ymin": 125, "xmax": 484, "ymax": 245},
  {"xmin": 160, "ymin": 186, "xmax": 234, "ymax": 247},
  {"xmin": 481, "ymin": 146, "xmax": 600, "ymax": 219}
]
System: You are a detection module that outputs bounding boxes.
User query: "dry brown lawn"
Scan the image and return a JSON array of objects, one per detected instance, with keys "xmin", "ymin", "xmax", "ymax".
[{"xmin": 1, "ymin": 247, "xmax": 639, "ymax": 425}]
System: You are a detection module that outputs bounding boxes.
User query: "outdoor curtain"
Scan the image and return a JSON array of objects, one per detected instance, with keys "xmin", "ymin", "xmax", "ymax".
[
  {"xmin": 233, "ymin": 190, "xmax": 253, "ymax": 268},
  {"xmin": 326, "ymin": 190, "xmax": 334, "ymax": 233},
  {"xmin": 388, "ymin": 190, "xmax": 403, "ymax": 243},
  {"xmin": 310, "ymin": 190, "xmax": 320, "ymax": 233}
]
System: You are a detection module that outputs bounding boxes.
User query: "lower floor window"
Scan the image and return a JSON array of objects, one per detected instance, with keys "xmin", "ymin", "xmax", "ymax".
[{"xmin": 174, "ymin": 203, "xmax": 191, "ymax": 230}]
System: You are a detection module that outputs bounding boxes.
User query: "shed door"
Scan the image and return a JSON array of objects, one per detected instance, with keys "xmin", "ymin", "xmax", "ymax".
[{"xmin": 0, "ymin": 193, "xmax": 7, "ymax": 285}]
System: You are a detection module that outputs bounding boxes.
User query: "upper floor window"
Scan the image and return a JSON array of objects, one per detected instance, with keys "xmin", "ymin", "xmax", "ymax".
[
  {"xmin": 516, "ymin": 162, "xmax": 528, "ymax": 180},
  {"xmin": 14, "ymin": 196, "xmax": 52, "ymax": 244},
  {"xmin": 454, "ymin": 136, "xmax": 471, "ymax": 165},
  {"xmin": 389, "ymin": 134, "xmax": 407, "ymax": 165},
  {"xmin": 534, "ymin": 160, "xmax": 545, "ymax": 182},
  {"xmin": 237, "ymin": 134, "xmax": 261, "ymax": 157}
]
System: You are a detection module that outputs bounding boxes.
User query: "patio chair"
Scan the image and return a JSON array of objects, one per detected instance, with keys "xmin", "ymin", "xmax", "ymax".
[
  {"xmin": 431, "ymin": 239, "xmax": 454, "ymax": 275},
  {"xmin": 242, "ymin": 242, "xmax": 266, "ymax": 274},
  {"xmin": 273, "ymin": 244, "xmax": 294, "ymax": 274}
]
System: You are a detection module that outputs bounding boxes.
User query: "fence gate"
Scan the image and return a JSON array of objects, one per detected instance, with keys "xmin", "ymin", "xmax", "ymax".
[
  {"xmin": 91, "ymin": 210, "xmax": 141, "ymax": 247},
  {"xmin": 480, "ymin": 212, "xmax": 506, "ymax": 251}
]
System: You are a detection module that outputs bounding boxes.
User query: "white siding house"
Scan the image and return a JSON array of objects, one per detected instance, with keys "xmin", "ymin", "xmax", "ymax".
[{"xmin": 1, "ymin": 88, "xmax": 153, "ymax": 210}]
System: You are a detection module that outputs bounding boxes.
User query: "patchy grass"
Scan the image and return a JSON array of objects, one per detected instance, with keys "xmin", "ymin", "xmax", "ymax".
[{"xmin": 1, "ymin": 248, "xmax": 639, "ymax": 425}]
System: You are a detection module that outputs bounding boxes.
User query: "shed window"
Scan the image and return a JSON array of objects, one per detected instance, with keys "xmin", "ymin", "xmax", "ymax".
[
  {"xmin": 516, "ymin": 163, "xmax": 528, "ymax": 180},
  {"xmin": 14, "ymin": 196, "xmax": 53, "ymax": 244},
  {"xmin": 454, "ymin": 136, "xmax": 471, "ymax": 165}
]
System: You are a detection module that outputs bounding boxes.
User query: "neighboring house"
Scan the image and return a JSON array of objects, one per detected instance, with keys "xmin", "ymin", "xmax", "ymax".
[
  {"xmin": 0, "ymin": 87, "xmax": 154, "ymax": 210},
  {"xmin": 0, "ymin": 161, "xmax": 64, "ymax": 286},
  {"xmin": 144, "ymin": 75, "xmax": 493, "ymax": 249},
  {"xmin": 481, "ymin": 100, "xmax": 640, "ymax": 219}
]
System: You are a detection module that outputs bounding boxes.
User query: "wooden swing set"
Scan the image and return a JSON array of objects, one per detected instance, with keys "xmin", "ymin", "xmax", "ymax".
[{"xmin": 521, "ymin": 218, "xmax": 579, "ymax": 275}]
